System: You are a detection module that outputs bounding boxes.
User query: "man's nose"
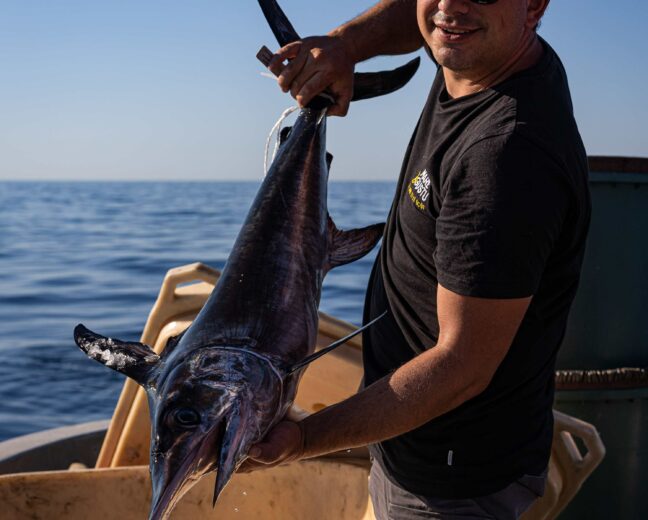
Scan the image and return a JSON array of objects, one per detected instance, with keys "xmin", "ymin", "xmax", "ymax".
[{"xmin": 437, "ymin": 0, "xmax": 471, "ymax": 16}]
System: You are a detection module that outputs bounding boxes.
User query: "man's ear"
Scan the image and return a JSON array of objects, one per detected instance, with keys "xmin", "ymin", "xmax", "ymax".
[
  {"xmin": 527, "ymin": 0, "xmax": 550, "ymax": 30},
  {"xmin": 74, "ymin": 324, "xmax": 160, "ymax": 386}
]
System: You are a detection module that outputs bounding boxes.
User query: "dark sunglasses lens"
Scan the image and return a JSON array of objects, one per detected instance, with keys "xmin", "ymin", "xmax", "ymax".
[{"xmin": 471, "ymin": 0, "xmax": 498, "ymax": 4}]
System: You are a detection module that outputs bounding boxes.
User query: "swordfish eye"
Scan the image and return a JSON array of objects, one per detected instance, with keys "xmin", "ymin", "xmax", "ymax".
[{"xmin": 172, "ymin": 407, "xmax": 201, "ymax": 429}]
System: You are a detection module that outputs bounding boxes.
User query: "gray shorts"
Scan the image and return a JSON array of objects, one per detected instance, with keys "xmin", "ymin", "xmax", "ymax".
[{"xmin": 369, "ymin": 462, "xmax": 546, "ymax": 520}]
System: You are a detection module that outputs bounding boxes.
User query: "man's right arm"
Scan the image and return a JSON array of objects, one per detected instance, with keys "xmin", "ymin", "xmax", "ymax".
[
  {"xmin": 267, "ymin": 0, "xmax": 422, "ymax": 116},
  {"xmin": 330, "ymin": 0, "xmax": 423, "ymax": 62}
]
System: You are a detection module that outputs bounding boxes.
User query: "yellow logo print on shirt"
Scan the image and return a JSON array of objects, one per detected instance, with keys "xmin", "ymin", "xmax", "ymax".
[{"xmin": 408, "ymin": 170, "xmax": 430, "ymax": 211}]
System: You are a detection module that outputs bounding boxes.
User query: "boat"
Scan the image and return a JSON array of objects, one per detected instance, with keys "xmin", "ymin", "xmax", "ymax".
[
  {"xmin": 0, "ymin": 262, "xmax": 605, "ymax": 519},
  {"xmin": 5, "ymin": 155, "xmax": 648, "ymax": 518}
]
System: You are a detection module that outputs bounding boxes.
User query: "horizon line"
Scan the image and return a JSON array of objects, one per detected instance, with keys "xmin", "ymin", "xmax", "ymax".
[{"xmin": 0, "ymin": 178, "xmax": 398, "ymax": 183}]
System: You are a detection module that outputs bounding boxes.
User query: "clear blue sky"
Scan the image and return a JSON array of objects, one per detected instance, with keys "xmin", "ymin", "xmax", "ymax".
[{"xmin": 1, "ymin": 0, "xmax": 646, "ymax": 181}]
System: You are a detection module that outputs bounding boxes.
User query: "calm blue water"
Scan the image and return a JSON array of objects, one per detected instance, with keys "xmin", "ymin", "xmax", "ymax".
[{"xmin": 0, "ymin": 181, "xmax": 395, "ymax": 441}]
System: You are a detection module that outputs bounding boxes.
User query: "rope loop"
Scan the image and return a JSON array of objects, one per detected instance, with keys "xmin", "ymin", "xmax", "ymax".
[{"xmin": 264, "ymin": 105, "xmax": 300, "ymax": 176}]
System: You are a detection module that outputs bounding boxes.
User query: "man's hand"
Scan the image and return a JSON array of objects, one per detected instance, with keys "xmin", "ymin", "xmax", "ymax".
[
  {"xmin": 267, "ymin": 35, "xmax": 355, "ymax": 116},
  {"xmin": 238, "ymin": 420, "xmax": 305, "ymax": 473},
  {"xmin": 262, "ymin": 1, "xmax": 422, "ymax": 115}
]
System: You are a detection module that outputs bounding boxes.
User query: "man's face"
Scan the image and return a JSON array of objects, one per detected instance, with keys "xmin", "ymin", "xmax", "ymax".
[{"xmin": 417, "ymin": 0, "xmax": 534, "ymax": 77}]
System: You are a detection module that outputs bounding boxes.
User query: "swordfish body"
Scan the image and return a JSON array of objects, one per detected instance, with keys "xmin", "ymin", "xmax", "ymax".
[
  {"xmin": 74, "ymin": 108, "xmax": 383, "ymax": 519},
  {"xmin": 72, "ymin": 1, "xmax": 420, "ymax": 519},
  {"xmin": 191, "ymin": 108, "xmax": 337, "ymax": 378}
]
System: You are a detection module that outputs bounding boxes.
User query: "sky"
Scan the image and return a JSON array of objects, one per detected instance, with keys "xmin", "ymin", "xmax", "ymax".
[{"xmin": 1, "ymin": 0, "xmax": 647, "ymax": 181}]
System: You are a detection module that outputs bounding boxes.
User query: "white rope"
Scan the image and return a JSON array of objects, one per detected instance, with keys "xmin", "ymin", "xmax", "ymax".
[{"xmin": 264, "ymin": 105, "xmax": 300, "ymax": 176}]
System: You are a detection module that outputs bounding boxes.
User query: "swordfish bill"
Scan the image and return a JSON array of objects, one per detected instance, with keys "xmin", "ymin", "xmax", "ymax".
[{"xmin": 72, "ymin": 2, "xmax": 419, "ymax": 519}]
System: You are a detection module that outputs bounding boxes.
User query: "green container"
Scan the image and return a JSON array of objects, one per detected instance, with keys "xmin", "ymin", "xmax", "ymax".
[
  {"xmin": 555, "ymin": 387, "xmax": 648, "ymax": 520},
  {"xmin": 554, "ymin": 158, "xmax": 647, "ymax": 519},
  {"xmin": 559, "ymin": 167, "xmax": 648, "ymax": 370}
]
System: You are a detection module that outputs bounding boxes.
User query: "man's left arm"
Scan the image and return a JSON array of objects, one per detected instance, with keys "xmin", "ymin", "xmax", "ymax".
[{"xmin": 242, "ymin": 286, "xmax": 531, "ymax": 469}]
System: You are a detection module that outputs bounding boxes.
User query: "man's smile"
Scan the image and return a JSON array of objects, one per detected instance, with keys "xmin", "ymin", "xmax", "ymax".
[{"xmin": 434, "ymin": 23, "xmax": 481, "ymax": 42}]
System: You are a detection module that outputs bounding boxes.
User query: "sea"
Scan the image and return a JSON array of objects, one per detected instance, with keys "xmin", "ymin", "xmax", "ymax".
[{"xmin": 0, "ymin": 181, "xmax": 396, "ymax": 442}]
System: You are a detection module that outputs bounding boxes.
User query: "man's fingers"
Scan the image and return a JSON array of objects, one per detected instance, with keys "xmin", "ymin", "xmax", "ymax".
[
  {"xmin": 268, "ymin": 41, "xmax": 302, "ymax": 76},
  {"xmin": 267, "ymin": 60, "xmax": 286, "ymax": 78},
  {"xmin": 237, "ymin": 421, "xmax": 303, "ymax": 474},
  {"xmin": 296, "ymin": 74, "xmax": 353, "ymax": 116},
  {"xmin": 278, "ymin": 50, "xmax": 310, "ymax": 93},
  {"xmin": 327, "ymin": 100, "xmax": 350, "ymax": 117},
  {"xmin": 295, "ymin": 71, "xmax": 330, "ymax": 108},
  {"xmin": 237, "ymin": 443, "xmax": 281, "ymax": 474},
  {"xmin": 248, "ymin": 446, "xmax": 262, "ymax": 459},
  {"xmin": 291, "ymin": 68, "xmax": 321, "ymax": 106},
  {"xmin": 247, "ymin": 442, "xmax": 281, "ymax": 464},
  {"xmin": 265, "ymin": 36, "xmax": 356, "ymax": 117},
  {"xmin": 277, "ymin": 41, "xmax": 302, "ymax": 59},
  {"xmin": 327, "ymin": 78, "xmax": 353, "ymax": 117}
]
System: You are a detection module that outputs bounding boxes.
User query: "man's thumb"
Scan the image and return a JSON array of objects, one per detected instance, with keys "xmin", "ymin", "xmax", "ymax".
[
  {"xmin": 248, "ymin": 445, "xmax": 263, "ymax": 459},
  {"xmin": 248, "ymin": 443, "xmax": 279, "ymax": 463}
]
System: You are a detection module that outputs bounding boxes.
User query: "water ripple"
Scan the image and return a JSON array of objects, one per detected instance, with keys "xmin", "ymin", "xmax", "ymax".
[{"xmin": 0, "ymin": 181, "xmax": 395, "ymax": 441}]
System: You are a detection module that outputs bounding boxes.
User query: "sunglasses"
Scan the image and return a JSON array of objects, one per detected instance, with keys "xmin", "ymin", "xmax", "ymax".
[{"xmin": 470, "ymin": 0, "xmax": 499, "ymax": 4}]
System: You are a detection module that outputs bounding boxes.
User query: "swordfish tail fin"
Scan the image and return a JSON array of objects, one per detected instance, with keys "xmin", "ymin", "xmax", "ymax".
[
  {"xmin": 257, "ymin": 0, "xmax": 300, "ymax": 47},
  {"xmin": 258, "ymin": 0, "xmax": 420, "ymax": 101},
  {"xmin": 325, "ymin": 216, "xmax": 385, "ymax": 273},
  {"xmin": 350, "ymin": 57, "xmax": 421, "ymax": 102}
]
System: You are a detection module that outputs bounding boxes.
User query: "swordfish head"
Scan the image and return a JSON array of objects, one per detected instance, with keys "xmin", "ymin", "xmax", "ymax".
[{"xmin": 73, "ymin": 325, "xmax": 285, "ymax": 520}]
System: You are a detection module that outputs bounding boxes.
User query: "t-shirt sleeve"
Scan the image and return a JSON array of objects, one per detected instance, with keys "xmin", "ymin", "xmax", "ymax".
[{"xmin": 434, "ymin": 133, "xmax": 570, "ymax": 298}]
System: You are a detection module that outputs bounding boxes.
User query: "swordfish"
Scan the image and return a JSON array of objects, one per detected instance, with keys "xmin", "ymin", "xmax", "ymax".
[{"xmin": 73, "ymin": 1, "xmax": 420, "ymax": 518}]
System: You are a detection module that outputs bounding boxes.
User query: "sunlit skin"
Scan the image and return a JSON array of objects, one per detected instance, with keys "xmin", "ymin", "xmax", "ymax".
[
  {"xmin": 419, "ymin": 0, "xmax": 548, "ymax": 97},
  {"xmin": 244, "ymin": 0, "xmax": 549, "ymax": 472}
]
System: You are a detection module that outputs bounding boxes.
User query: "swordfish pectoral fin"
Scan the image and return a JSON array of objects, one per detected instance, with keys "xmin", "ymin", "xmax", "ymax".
[
  {"xmin": 73, "ymin": 324, "xmax": 160, "ymax": 386},
  {"xmin": 287, "ymin": 311, "xmax": 388, "ymax": 375},
  {"xmin": 325, "ymin": 216, "xmax": 385, "ymax": 273}
]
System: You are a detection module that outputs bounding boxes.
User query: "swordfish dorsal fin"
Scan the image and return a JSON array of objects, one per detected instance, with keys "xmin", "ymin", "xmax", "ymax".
[
  {"xmin": 326, "ymin": 216, "xmax": 384, "ymax": 273},
  {"xmin": 257, "ymin": 0, "xmax": 420, "ymax": 102},
  {"xmin": 73, "ymin": 324, "xmax": 160, "ymax": 386}
]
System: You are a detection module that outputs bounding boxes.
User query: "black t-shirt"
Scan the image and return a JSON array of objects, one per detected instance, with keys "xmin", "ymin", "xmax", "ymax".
[{"xmin": 363, "ymin": 40, "xmax": 591, "ymax": 499}]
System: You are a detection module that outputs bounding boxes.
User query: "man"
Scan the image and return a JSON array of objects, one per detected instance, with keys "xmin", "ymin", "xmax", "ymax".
[{"xmin": 242, "ymin": 1, "xmax": 591, "ymax": 518}]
